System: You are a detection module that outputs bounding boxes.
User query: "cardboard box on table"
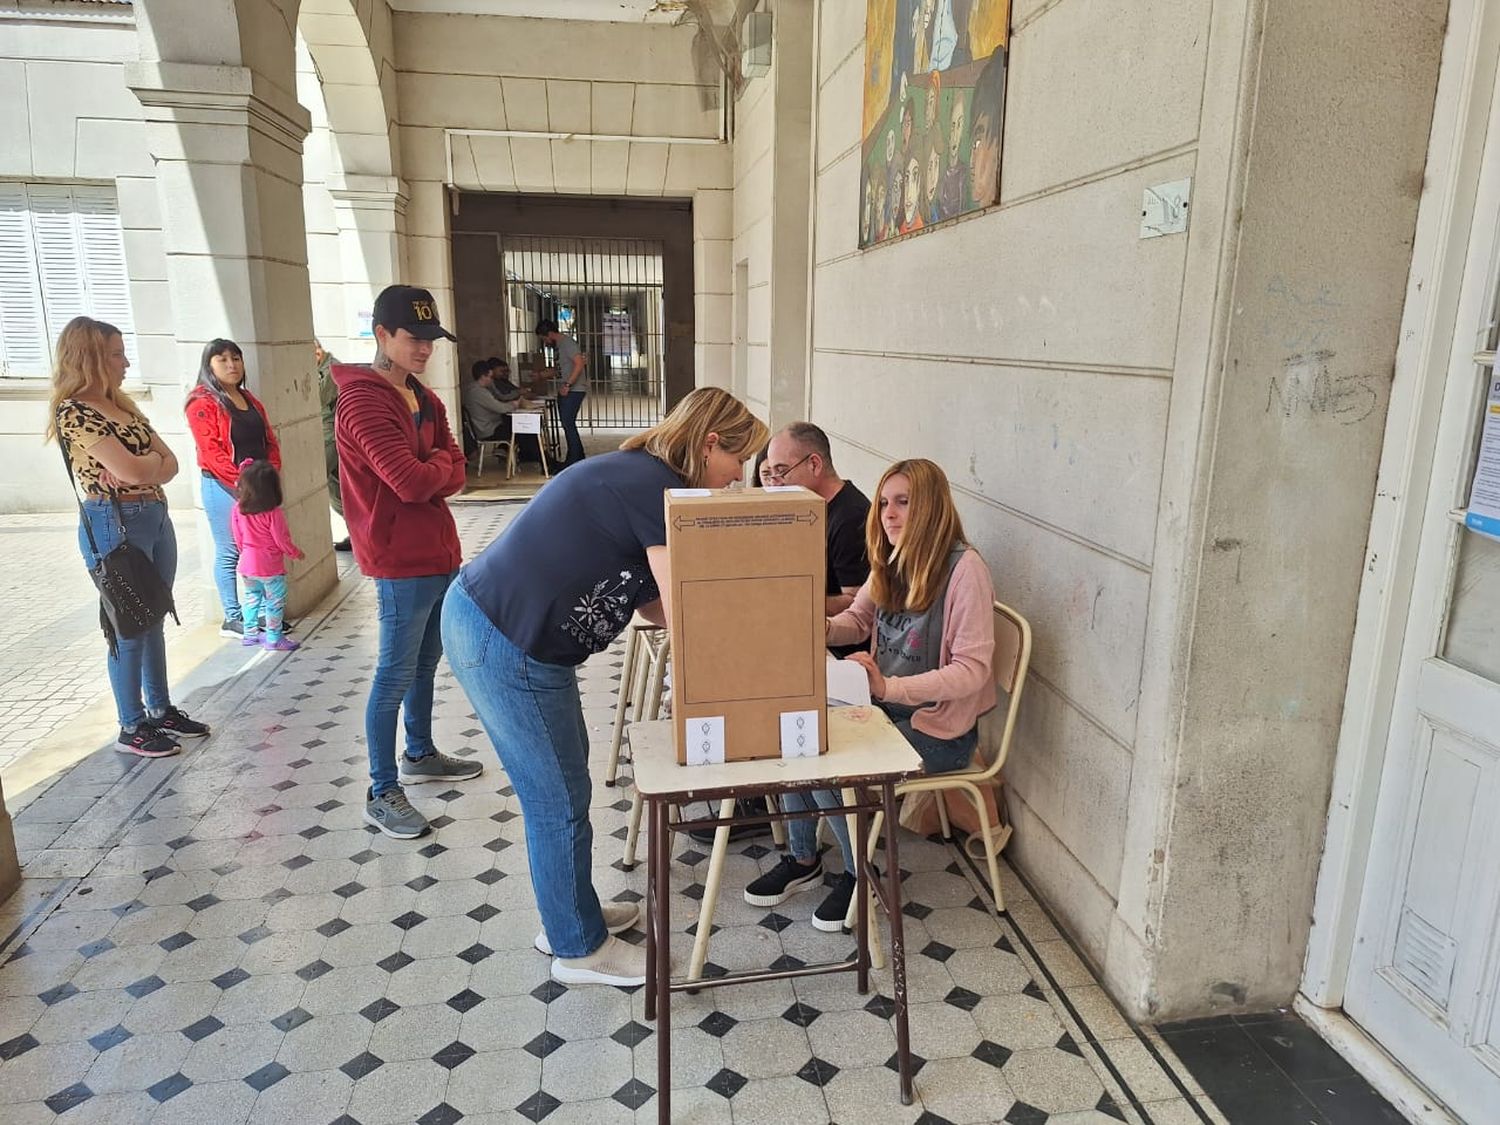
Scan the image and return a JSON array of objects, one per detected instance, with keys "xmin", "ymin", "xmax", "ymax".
[{"xmin": 665, "ymin": 486, "xmax": 828, "ymax": 764}]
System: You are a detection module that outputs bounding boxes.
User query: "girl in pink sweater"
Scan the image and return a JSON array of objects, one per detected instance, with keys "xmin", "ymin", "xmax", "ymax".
[
  {"xmin": 748, "ymin": 459, "xmax": 996, "ymax": 932},
  {"xmin": 231, "ymin": 459, "xmax": 304, "ymax": 651}
]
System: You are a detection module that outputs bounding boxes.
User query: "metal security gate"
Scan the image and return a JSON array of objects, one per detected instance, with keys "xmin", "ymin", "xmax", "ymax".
[{"xmin": 501, "ymin": 235, "xmax": 666, "ymax": 431}]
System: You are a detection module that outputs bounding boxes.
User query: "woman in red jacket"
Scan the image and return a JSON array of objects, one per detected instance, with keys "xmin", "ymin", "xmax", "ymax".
[{"xmin": 184, "ymin": 339, "xmax": 281, "ymax": 638}]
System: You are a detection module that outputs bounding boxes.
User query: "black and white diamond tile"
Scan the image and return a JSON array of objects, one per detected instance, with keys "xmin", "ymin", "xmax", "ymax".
[{"xmin": 0, "ymin": 507, "xmax": 1202, "ymax": 1125}]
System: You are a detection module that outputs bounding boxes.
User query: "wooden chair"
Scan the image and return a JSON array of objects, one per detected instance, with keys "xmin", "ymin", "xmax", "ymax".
[
  {"xmin": 606, "ymin": 620, "xmax": 670, "ymax": 787},
  {"xmin": 847, "ymin": 599, "xmax": 1032, "ymax": 922}
]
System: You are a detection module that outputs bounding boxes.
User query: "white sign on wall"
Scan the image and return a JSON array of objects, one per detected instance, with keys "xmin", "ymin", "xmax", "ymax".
[
  {"xmin": 354, "ymin": 311, "xmax": 374, "ymax": 339},
  {"xmin": 1141, "ymin": 178, "xmax": 1191, "ymax": 239}
]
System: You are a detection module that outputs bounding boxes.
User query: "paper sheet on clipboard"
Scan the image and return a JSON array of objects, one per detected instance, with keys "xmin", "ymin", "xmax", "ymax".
[{"xmin": 826, "ymin": 654, "xmax": 872, "ymax": 708}]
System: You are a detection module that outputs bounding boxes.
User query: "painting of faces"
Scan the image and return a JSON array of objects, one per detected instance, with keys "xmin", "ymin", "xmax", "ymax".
[{"xmin": 859, "ymin": 0, "xmax": 1010, "ymax": 248}]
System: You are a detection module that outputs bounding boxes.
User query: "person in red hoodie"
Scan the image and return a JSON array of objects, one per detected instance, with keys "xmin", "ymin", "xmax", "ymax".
[
  {"xmin": 184, "ymin": 339, "xmax": 281, "ymax": 639},
  {"xmin": 334, "ymin": 286, "xmax": 482, "ymax": 840}
]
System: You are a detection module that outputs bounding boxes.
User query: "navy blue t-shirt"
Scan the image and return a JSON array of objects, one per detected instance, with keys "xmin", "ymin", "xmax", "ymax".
[{"xmin": 461, "ymin": 449, "xmax": 683, "ymax": 666}]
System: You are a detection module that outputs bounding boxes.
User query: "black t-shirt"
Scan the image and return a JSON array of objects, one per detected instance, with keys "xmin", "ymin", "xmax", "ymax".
[
  {"xmin": 228, "ymin": 400, "xmax": 268, "ymax": 463},
  {"xmin": 825, "ymin": 480, "xmax": 871, "ymax": 595},
  {"xmin": 461, "ymin": 449, "xmax": 683, "ymax": 665},
  {"xmin": 826, "ymin": 480, "xmax": 871, "ymax": 659}
]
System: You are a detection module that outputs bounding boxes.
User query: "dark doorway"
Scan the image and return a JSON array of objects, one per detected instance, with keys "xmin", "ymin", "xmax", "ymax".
[{"xmin": 450, "ymin": 194, "xmax": 695, "ymax": 436}]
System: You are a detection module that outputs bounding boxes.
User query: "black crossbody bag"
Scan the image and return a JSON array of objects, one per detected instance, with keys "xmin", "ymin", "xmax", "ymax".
[{"xmin": 58, "ymin": 434, "xmax": 179, "ymax": 657}]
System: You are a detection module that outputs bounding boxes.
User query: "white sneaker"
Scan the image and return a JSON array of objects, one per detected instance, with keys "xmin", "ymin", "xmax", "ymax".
[
  {"xmin": 535, "ymin": 902, "xmax": 641, "ymax": 955},
  {"xmin": 551, "ymin": 934, "xmax": 647, "ymax": 987}
]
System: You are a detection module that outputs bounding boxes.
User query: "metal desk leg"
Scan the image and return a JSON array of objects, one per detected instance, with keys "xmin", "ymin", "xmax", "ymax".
[
  {"xmin": 644, "ymin": 796, "xmax": 659, "ymax": 1023},
  {"xmin": 855, "ymin": 792, "xmax": 870, "ymax": 995},
  {"xmin": 883, "ymin": 781, "xmax": 914, "ymax": 1106},
  {"xmin": 688, "ymin": 796, "xmax": 735, "ymax": 982},
  {"xmin": 653, "ymin": 797, "xmax": 672, "ymax": 1124}
]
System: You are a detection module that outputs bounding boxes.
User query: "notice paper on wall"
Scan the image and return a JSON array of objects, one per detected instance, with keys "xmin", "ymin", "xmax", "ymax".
[
  {"xmin": 826, "ymin": 654, "xmax": 872, "ymax": 707},
  {"xmin": 1465, "ymin": 373, "xmax": 1500, "ymax": 541},
  {"xmin": 780, "ymin": 710, "xmax": 820, "ymax": 758},
  {"xmin": 684, "ymin": 716, "xmax": 725, "ymax": 766}
]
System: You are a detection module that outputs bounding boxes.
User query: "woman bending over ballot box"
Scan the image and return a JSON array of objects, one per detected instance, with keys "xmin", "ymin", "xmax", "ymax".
[
  {"xmin": 743, "ymin": 458, "xmax": 997, "ymax": 932},
  {"xmin": 442, "ymin": 388, "xmax": 770, "ymax": 987}
]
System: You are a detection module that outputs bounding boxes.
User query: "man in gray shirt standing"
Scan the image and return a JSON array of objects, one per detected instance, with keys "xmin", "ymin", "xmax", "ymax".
[{"xmin": 536, "ymin": 318, "xmax": 587, "ymax": 466}]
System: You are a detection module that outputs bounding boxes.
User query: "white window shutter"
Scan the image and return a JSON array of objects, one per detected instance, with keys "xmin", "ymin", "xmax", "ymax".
[
  {"xmin": 29, "ymin": 184, "xmax": 89, "ymax": 348},
  {"xmin": 0, "ymin": 184, "xmax": 50, "ymax": 377},
  {"xmin": 73, "ymin": 186, "xmax": 138, "ymax": 361}
]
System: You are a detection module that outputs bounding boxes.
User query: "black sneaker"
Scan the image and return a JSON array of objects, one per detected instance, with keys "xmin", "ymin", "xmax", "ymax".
[
  {"xmin": 812, "ymin": 872, "xmax": 857, "ymax": 933},
  {"xmin": 334, "ymin": 538, "xmax": 352, "ymax": 552},
  {"xmin": 116, "ymin": 724, "xmax": 181, "ymax": 759},
  {"xmin": 152, "ymin": 706, "xmax": 210, "ymax": 739},
  {"xmin": 219, "ymin": 618, "xmax": 244, "ymax": 638},
  {"xmin": 688, "ymin": 797, "xmax": 773, "ymax": 844},
  {"xmin": 744, "ymin": 854, "xmax": 824, "ymax": 908}
]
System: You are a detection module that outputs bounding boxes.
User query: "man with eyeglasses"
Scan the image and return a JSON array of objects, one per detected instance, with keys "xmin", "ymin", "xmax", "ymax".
[
  {"xmin": 691, "ymin": 422, "xmax": 872, "ymax": 848},
  {"xmin": 764, "ymin": 422, "xmax": 871, "ymax": 625}
]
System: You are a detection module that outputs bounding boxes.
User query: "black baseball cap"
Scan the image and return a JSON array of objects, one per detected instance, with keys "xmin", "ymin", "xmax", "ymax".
[{"xmin": 373, "ymin": 285, "xmax": 456, "ymax": 342}]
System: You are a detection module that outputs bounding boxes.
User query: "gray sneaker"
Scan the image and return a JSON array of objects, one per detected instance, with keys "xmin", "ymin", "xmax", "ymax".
[
  {"xmin": 399, "ymin": 750, "xmax": 484, "ymax": 785},
  {"xmin": 363, "ymin": 787, "xmax": 430, "ymax": 839}
]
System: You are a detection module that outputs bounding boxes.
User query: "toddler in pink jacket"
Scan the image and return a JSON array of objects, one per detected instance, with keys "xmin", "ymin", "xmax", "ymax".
[{"xmin": 231, "ymin": 459, "xmax": 305, "ymax": 651}]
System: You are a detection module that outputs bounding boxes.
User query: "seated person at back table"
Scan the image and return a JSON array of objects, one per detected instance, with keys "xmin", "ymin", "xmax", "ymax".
[
  {"xmin": 487, "ymin": 356, "xmax": 522, "ymax": 402},
  {"xmin": 462, "ymin": 358, "xmax": 517, "ymax": 445},
  {"xmin": 741, "ymin": 457, "xmax": 997, "ymax": 933}
]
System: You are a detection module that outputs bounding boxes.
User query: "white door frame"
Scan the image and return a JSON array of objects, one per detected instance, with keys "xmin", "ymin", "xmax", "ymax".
[{"xmin": 1303, "ymin": 0, "xmax": 1500, "ymax": 1008}]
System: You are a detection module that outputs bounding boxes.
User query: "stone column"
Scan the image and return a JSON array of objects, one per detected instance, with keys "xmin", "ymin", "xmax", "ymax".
[
  {"xmin": 328, "ymin": 173, "xmax": 409, "ymax": 368},
  {"xmin": 0, "ymin": 774, "xmax": 18, "ymax": 903},
  {"xmin": 125, "ymin": 61, "xmax": 337, "ymax": 618}
]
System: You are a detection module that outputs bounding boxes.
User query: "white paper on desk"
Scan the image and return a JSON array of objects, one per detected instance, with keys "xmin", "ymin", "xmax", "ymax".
[
  {"xmin": 826, "ymin": 655, "xmax": 872, "ymax": 707},
  {"xmin": 780, "ymin": 710, "xmax": 820, "ymax": 758},
  {"xmin": 684, "ymin": 716, "xmax": 725, "ymax": 766}
]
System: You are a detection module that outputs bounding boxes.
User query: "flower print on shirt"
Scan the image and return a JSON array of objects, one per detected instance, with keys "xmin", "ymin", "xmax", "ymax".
[{"xmin": 561, "ymin": 568, "xmax": 658, "ymax": 654}]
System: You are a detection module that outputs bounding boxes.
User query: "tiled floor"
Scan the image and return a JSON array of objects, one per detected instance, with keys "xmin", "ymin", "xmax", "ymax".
[
  {"xmin": 1158, "ymin": 1013, "xmax": 1406, "ymax": 1125},
  {"xmin": 1, "ymin": 502, "xmax": 1230, "ymax": 1124}
]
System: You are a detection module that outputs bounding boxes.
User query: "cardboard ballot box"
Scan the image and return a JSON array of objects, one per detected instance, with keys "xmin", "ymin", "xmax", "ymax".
[{"xmin": 666, "ymin": 486, "xmax": 827, "ymax": 764}]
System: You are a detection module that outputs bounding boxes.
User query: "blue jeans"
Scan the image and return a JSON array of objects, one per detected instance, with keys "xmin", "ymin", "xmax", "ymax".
[
  {"xmin": 366, "ymin": 572, "xmax": 455, "ymax": 796},
  {"xmin": 557, "ymin": 389, "xmax": 586, "ymax": 464},
  {"xmin": 441, "ymin": 579, "xmax": 605, "ymax": 959},
  {"xmin": 200, "ymin": 474, "xmax": 240, "ymax": 622},
  {"xmin": 77, "ymin": 498, "xmax": 177, "ymax": 730},
  {"xmin": 785, "ymin": 702, "xmax": 978, "ymax": 871}
]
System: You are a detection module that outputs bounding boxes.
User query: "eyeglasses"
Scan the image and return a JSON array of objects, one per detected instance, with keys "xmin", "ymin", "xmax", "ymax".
[{"xmin": 766, "ymin": 453, "xmax": 812, "ymax": 481}]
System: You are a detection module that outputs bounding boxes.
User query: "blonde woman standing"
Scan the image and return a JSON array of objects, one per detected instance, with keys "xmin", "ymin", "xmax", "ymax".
[
  {"xmin": 442, "ymin": 387, "xmax": 769, "ymax": 987},
  {"xmin": 47, "ymin": 317, "xmax": 210, "ymax": 757}
]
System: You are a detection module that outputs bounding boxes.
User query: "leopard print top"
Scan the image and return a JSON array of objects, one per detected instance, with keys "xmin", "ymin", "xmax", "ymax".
[{"xmin": 57, "ymin": 399, "xmax": 165, "ymax": 500}]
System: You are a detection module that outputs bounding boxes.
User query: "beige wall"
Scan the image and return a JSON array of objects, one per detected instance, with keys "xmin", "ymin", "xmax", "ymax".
[
  {"xmin": 731, "ymin": 0, "xmax": 814, "ymax": 427},
  {"xmin": 392, "ymin": 10, "xmax": 735, "ymax": 413},
  {"xmin": 808, "ymin": 0, "xmax": 1444, "ymax": 1018},
  {"xmin": 0, "ymin": 13, "xmax": 185, "ymax": 514}
]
